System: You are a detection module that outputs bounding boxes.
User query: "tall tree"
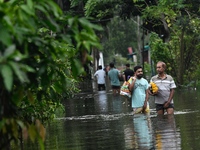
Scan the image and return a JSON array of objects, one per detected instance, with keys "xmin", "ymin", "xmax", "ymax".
[
  {"xmin": 142, "ymin": 0, "xmax": 200, "ymax": 85},
  {"xmin": 60, "ymin": 0, "xmax": 200, "ymax": 85},
  {"xmin": 103, "ymin": 17, "xmax": 138, "ymax": 57},
  {"xmin": 0, "ymin": 0, "xmax": 102, "ymax": 149}
]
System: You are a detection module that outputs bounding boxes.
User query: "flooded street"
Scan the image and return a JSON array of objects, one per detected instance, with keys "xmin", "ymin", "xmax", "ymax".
[{"xmin": 26, "ymin": 80, "xmax": 200, "ymax": 150}]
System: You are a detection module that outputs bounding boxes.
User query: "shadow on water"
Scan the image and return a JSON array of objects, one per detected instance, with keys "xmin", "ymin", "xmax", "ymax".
[{"xmin": 23, "ymin": 79, "xmax": 200, "ymax": 150}]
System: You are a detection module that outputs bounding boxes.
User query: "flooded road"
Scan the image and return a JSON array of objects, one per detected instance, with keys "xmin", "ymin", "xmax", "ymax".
[{"xmin": 26, "ymin": 81, "xmax": 200, "ymax": 150}]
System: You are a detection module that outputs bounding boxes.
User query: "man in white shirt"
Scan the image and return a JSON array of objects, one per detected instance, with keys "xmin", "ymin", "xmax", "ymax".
[{"xmin": 94, "ymin": 65, "xmax": 106, "ymax": 91}]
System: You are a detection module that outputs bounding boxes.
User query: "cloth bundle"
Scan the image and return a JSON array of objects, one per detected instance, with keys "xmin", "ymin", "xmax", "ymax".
[{"xmin": 120, "ymin": 81, "xmax": 131, "ymax": 98}]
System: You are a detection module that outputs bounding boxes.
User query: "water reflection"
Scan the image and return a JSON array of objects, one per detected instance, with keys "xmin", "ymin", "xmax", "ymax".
[
  {"xmin": 123, "ymin": 114, "xmax": 154, "ymax": 150},
  {"xmin": 112, "ymin": 95, "xmax": 122, "ymax": 113},
  {"xmin": 124, "ymin": 124, "xmax": 136, "ymax": 149},
  {"xmin": 133, "ymin": 114, "xmax": 154, "ymax": 150},
  {"xmin": 21, "ymin": 87, "xmax": 200, "ymax": 150},
  {"xmin": 152, "ymin": 115, "xmax": 181, "ymax": 150},
  {"xmin": 94, "ymin": 91, "xmax": 108, "ymax": 113},
  {"xmin": 94, "ymin": 91, "xmax": 124, "ymax": 114}
]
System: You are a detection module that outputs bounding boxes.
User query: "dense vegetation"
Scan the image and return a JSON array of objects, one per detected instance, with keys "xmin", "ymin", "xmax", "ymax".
[
  {"xmin": 1, "ymin": 0, "xmax": 200, "ymax": 149},
  {"xmin": 0, "ymin": 0, "xmax": 102, "ymax": 149},
  {"xmin": 82, "ymin": 0, "xmax": 200, "ymax": 86}
]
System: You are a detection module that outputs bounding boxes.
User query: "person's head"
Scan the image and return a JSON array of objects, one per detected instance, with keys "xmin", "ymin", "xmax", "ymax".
[
  {"xmin": 134, "ymin": 65, "xmax": 143, "ymax": 79},
  {"xmin": 98, "ymin": 65, "xmax": 102, "ymax": 70},
  {"xmin": 126, "ymin": 63, "xmax": 130, "ymax": 68},
  {"xmin": 156, "ymin": 61, "xmax": 166, "ymax": 75},
  {"xmin": 109, "ymin": 62, "xmax": 114, "ymax": 68}
]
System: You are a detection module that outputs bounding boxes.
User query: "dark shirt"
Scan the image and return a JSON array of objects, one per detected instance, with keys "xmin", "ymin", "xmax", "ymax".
[{"xmin": 123, "ymin": 69, "xmax": 134, "ymax": 81}]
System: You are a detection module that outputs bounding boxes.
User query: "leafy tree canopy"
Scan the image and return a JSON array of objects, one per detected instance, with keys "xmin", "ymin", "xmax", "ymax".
[{"xmin": 0, "ymin": 0, "xmax": 102, "ymax": 149}]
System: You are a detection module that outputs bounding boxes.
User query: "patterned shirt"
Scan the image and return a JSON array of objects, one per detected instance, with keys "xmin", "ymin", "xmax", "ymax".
[
  {"xmin": 150, "ymin": 74, "xmax": 176, "ymax": 104},
  {"xmin": 129, "ymin": 78, "xmax": 149, "ymax": 108}
]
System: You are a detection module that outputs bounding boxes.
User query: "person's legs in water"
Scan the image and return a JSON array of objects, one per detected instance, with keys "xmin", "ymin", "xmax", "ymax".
[
  {"xmin": 156, "ymin": 103, "xmax": 174, "ymax": 115},
  {"xmin": 112, "ymin": 85, "xmax": 120, "ymax": 95}
]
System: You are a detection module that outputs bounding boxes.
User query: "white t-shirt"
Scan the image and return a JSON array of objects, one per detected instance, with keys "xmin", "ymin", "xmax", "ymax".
[{"xmin": 94, "ymin": 69, "xmax": 106, "ymax": 84}]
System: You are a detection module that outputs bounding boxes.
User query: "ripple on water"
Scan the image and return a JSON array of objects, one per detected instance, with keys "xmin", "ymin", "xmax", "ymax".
[{"xmin": 56, "ymin": 109, "xmax": 197, "ymax": 121}]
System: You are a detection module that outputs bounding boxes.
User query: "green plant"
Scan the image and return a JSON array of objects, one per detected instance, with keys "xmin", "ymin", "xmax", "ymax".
[{"xmin": 0, "ymin": 0, "xmax": 102, "ymax": 149}]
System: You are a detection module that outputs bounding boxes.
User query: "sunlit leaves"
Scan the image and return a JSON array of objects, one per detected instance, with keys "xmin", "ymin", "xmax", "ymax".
[
  {"xmin": 84, "ymin": 0, "xmax": 98, "ymax": 18},
  {"xmin": 189, "ymin": 18, "xmax": 200, "ymax": 34},
  {"xmin": 149, "ymin": 33, "xmax": 171, "ymax": 65},
  {"xmin": 84, "ymin": 0, "xmax": 119, "ymax": 19}
]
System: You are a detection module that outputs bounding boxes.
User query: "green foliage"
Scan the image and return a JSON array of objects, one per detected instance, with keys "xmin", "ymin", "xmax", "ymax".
[
  {"xmin": 144, "ymin": 62, "xmax": 151, "ymax": 81},
  {"xmin": 149, "ymin": 33, "xmax": 171, "ymax": 64},
  {"xmin": 111, "ymin": 54, "xmax": 134, "ymax": 68},
  {"xmin": 81, "ymin": 0, "xmax": 200, "ymax": 86},
  {"xmin": 102, "ymin": 16, "xmax": 137, "ymax": 63},
  {"xmin": 0, "ymin": 0, "xmax": 102, "ymax": 149},
  {"xmin": 85, "ymin": 0, "xmax": 121, "ymax": 19},
  {"xmin": 142, "ymin": 0, "xmax": 200, "ymax": 85},
  {"xmin": 149, "ymin": 32, "xmax": 178, "ymax": 81}
]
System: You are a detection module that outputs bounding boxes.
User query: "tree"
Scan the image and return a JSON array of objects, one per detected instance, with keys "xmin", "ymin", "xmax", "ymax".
[
  {"xmin": 142, "ymin": 0, "xmax": 200, "ymax": 85},
  {"xmin": 82, "ymin": 0, "xmax": 200, "ymax": 86},
  {"xmin": 83, "ymin": 0, "xmax": 155, "ymax": 67},
  {"xmin": 0, "ymin": 0, "xmax": 102, "ymax": 149},
  {"xmin": 102, "ymin": 16, "xmax": 138, "ymax": 61}
]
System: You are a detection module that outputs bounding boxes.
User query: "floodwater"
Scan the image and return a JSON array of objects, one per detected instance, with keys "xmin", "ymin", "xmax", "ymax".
[{"xmin": 26, "ymin": 80, "xmax": 200, "ymax": 150}]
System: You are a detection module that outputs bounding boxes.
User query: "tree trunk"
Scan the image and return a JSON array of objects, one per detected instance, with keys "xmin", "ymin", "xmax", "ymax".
[
  {"xmin": 178, "ymin": 27, "xmax": 185, "ymax": 85},
  {"xmin": 160, "ymin": 13, "xmax": 170, "ymax": 43},
  {"xmin": 136, "ymin": 16, "xmax": 142, "ymax": 65},
  {"xmin": 92, "ymin": 48, "xmax": 100, "ymax": 72}
]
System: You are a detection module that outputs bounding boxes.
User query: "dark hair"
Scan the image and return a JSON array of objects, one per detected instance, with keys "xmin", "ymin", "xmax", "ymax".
[
  {"xmin": 134, "ymin": 65, "xmax": 142, "ymax": 72},
  {"xmin": 126, "ymin": 63, "xmax": 130, "ymax": 67},
  {"xmin": 109, "ymin": 62, "xmax": 114, "ymax": 68},
  {"xmin": 98, "ymin": 65, "xmax": 102, "ymax": 69}
]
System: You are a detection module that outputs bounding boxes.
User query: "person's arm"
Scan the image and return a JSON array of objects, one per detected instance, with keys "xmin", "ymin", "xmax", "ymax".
[
  {"xmin": 128, "ymin": 76, "xmax": 136, "ymax": 92},
  {"xmin": 122, "ymin": 70, "xmax": 126, "ymax": 81},
  {"xmin": 148, "ymin": 78, "xmax": 153, "ymax": 95},
  {"xmin": 143, "ymin": 88, "xmax": 149, "ymax": 111},
  {"xmin": 118, "ymin": 71, "xmax": 121, "ymax": 78},
  {"xmin": 123, "ymin": 74, "xmax": 126, "ymax": 81},
  {"xmin": 148, "ymin": 79, "xmax": 158, "ymax": 95},
  {"xmin": 164, "ymin": 88, "xmax": 175, "ymax": 108},
  {"xmin": 148, "ymin": 87, "xmax": 158, "ymax": 95},
  {"xmin": 108, "ymin": 74, "xmax": 111, "ymax": 80}
]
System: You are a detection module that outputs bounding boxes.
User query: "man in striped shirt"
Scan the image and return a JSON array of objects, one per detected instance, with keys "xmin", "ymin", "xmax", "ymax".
[{"xmin": 150, "ymin": 61, "xmax": 176, "ymax": 115}]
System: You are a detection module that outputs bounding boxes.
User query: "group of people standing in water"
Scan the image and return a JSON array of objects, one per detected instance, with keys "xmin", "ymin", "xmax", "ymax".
[{"xmin": 94, "ymin": 61, "xmax": 176, "ymax": 115}]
